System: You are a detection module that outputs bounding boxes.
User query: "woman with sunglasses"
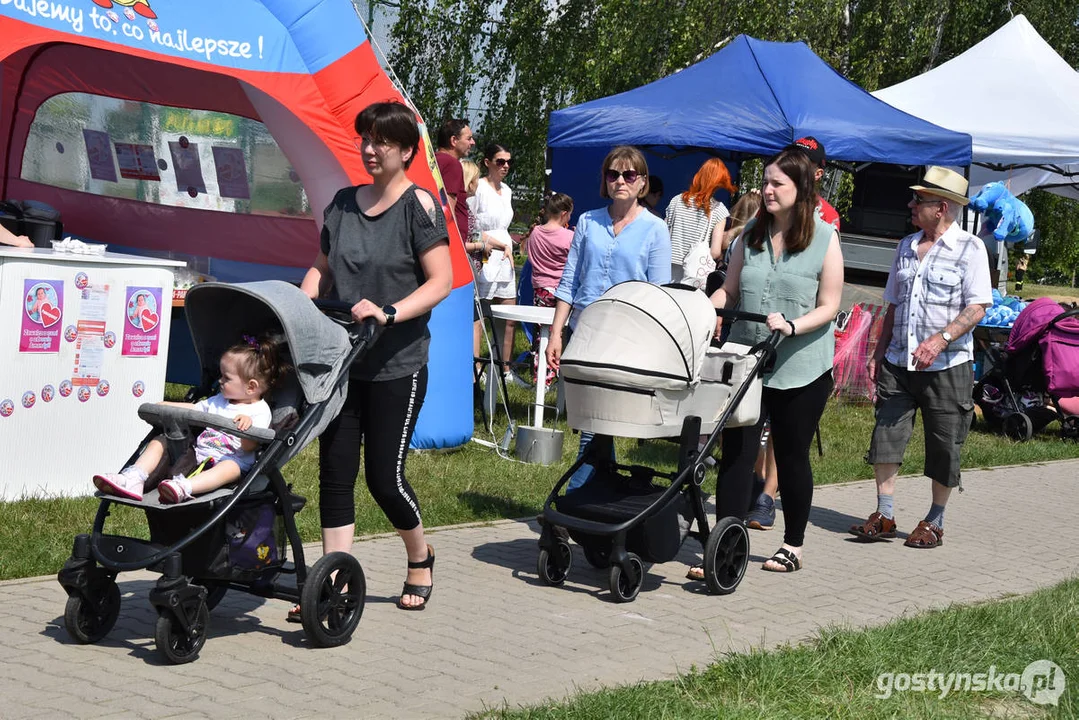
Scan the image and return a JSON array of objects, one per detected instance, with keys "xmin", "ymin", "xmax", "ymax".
[
  {"xmin": 469, "ymin": 142, "xmax": 520, "ymax": 375},
  {"xmin": 301, "ymin": 101, "xmax": 452, "ymax": 612},
  {"xmin": 694, "ymin": 147, "xmax": 843, "ymax": 577},
  {"xmin": 546, "ymin": 145, "xmax": 671, "ymax": 491}
]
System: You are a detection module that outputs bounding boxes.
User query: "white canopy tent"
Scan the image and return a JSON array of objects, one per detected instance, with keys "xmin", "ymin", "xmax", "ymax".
[{"xmin": 874, "ymin": 15, "xmax": 1079, "ymax": 199}]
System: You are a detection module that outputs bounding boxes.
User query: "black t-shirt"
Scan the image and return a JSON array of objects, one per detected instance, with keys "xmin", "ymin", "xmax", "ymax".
[{"xmin": 320, "ymin": 184, "xmax": 449, "ymax": 381}]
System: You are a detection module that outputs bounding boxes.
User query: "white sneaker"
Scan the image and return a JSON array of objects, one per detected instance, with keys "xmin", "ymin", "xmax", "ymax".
[
  {"xmin": 157, "ymin": 476, "xmax": 194, "ymax": 504},
  {"xmin": 93, "ymin": 472, "xmax": 144, "ymax": 501}
]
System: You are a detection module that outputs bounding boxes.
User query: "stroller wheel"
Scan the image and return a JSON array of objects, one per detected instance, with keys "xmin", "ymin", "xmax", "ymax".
[
  {"xmin": 1004, "ymin": 412, "xmax": 1034, "ymax": 442},
  {"xmin": 537, "ymin": 541, "xmax": 572, "ymax": 586},
  {"xmin": 1062, "ymin": 416, "xmax": 1079, "ymax": 442},
  {"xmin": 300, "ymin": 552, "xmax": 366, "ymax": 648},
  {"xmin": 703, "ymin": 517, "xmax": 750, "ymax": 595},
  {"xmin": 608, "ymin": 553, "xmax": 644, "ymax": 603},
  {"xmin": 155, "ymin": 600, "xmax": 209, "ymax": 664},
  {"xmin": 63, "ymin": 580, "xmax": 120, "ymax": 644}
]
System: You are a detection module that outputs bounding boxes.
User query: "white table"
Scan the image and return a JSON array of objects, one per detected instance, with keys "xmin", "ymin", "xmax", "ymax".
[
  {"xmin": 0, "ymin": 247, "xmax": 184, "ymax": 500},
  {"xmin": 488, "ymin": 304, "xmax": 556, "ymax": 427}
]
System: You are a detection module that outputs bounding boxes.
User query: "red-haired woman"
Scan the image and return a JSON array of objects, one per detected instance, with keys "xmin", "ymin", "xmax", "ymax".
[{"xmin": 665, "ymin": 158, "xmax": 738, "ymax": 283}]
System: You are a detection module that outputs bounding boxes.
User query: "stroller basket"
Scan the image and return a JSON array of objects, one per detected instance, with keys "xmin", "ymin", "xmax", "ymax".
[{"xmin": 555, "ymin": 469, "xmax": 691, "ymax": 564}]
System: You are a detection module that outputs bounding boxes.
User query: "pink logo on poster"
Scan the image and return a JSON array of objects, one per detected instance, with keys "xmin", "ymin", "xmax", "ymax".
[
  {"xmin": 97, "ymin": 380, "xmax": 110, "ymax": 397},
  {"xmin": 123, "ymin": 287, "xmax": 162, "ymax": 357},
  {"xmin": 64, "ymin": 325, "xmax": 77, "ymax": 342},
  {"xmin": 42, "ymin": 385, "xmax": 55, "ymax": 402},
  {"xmin": 132, "ymin": 381, "xmax": 145, "ymax": 397},
  {"xmin": 0, "ymin": 400, "xmax": 12, "ymax": 417},
  {"xmin": 77, "ymin": 387, "xmax": 90, "ymax": 403},
  {"xmin": 22, "ymin": 391, "xmax": 35, "ymax": 408},
  {"xmin": 74, "ymin": 272, "xmax": 89, "ymax": 290},
  {"xmin": 59, "ymin": 380, "xmax": 73, "ymax": 397},
  {"xmin": 104, "ymin": 332, "xmax": 116, "ymax": 349},
  {"xmin": 21, "ymin": 280, "xmax": 64, "ymax": 353}
]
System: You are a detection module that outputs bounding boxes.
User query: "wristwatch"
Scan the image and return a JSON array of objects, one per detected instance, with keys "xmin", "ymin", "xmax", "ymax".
[
  {"xmin": 940, "ymin": 330, "xmax": 953, "ymax": 344},
  {"xmin": 382, "ymin": 305, "xmax": 397, "ymax": 326}
]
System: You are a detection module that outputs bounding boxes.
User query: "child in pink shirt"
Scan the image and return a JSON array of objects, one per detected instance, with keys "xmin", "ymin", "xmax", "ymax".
[
  {"xmin": 523, "ymin": 193, "xmax": 574, "ymax": 387},
  {"xmin": 525, "ymin": 192, "xmax": 574, "ymax": 307}
]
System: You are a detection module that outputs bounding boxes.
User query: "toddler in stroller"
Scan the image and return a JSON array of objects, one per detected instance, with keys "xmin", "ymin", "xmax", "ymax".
[
  {"xmin": 92, "ymin": 334, "xmax": 285, "ymax": 503},
  {"xmin": 58, "ymin": 281, "xmax": 374, "ymax": 663}
]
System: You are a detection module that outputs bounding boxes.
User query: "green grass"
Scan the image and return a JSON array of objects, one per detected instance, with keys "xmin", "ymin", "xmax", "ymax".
[
  {"xmin": 3, "ymin": 379, "xmax": 1079, "ymax": 581},
  {"xmin": 476, "ymin": 576, "xmax": 1079, "ymax": 719},
  {"xmin": 1008, "ymin": 280, "xmax": 1079, "ymax": 302}
]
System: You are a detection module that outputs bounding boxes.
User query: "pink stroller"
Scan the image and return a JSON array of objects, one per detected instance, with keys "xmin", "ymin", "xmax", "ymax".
[{"xmin": 974, "ymin": 298, "xmax": 1079, "ymax": 441}]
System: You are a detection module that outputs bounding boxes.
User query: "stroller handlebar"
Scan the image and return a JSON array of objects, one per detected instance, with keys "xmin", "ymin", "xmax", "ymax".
[
  {"xmin": 715, "ymin": 308, "xmax": 784, "ymax": 350},
  {"xmin": 311, "ymin": 298, "xmax": 381, "ymax": 343}
]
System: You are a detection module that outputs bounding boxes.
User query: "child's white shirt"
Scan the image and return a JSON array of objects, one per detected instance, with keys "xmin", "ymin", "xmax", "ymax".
[{"xmin": 192, "ymin": 394, "xmax": 272, "ymax": 471}]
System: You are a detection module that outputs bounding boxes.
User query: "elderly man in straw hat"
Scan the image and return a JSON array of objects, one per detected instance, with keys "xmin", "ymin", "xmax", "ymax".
[{"xmin": 850, "ymin": 167, "xmax": 993, "ymax": 549}]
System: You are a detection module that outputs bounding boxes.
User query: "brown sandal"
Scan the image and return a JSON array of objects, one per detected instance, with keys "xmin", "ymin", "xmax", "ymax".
[
  {"xmin": 849, "ymin": 512, "xmax": 898, "ymax": 542},
  {"xmin": 903, "ymin": 520, "xmax": 943, "ymax": 549}
]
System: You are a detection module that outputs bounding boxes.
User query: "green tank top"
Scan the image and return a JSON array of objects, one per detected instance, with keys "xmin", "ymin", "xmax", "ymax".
[{"xmin": 727, "ymin": 216, "xmax": 835, "ymax": 390}]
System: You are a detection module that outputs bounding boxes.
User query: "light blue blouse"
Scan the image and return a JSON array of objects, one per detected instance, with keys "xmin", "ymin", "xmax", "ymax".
[{"xmin": 554, "ymin": 207, "xmax": 671, "ymax": 319}]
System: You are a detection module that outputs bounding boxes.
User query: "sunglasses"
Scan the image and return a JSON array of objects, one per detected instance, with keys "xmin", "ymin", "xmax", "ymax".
[
  {"xmin": 605, "ymin": 169, "xmax": 644, "ymax": 184},
  {"xmin": 493, "ymin": 158, "xmax": 513, "ymax": 168},
  {"xmin": 353, "ymin": 136, "xmax": 393, "ymax": 152},
  {"xmin": 911, "ymin": 193, "xmax": 944, "ymax": 205}
]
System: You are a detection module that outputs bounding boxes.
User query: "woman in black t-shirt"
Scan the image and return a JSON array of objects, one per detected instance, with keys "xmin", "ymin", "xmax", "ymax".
[{"xmin": 301, "ymin": 102, "xmax": 452, "ymax": 612}]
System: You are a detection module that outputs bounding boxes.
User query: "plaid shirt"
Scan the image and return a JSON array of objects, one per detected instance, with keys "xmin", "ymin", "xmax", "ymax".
[{"xmin": 883, "ymin": 223, "xmax": 993, "ymax": 371}]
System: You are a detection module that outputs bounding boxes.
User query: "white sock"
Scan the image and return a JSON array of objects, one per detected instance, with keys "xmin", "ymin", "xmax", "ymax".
[
  {"xmin": 171, "ymin": 475, "xmax": 193, "ymax": 494},
  {"xmin": 122, "ymin": 466, "xmax": 148, "ymax": 483}
]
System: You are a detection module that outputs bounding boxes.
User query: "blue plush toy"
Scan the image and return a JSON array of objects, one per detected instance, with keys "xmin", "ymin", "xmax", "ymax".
[{"xmin": 968, "ymin": 181, "xmax": 1034, "ymax": 243}]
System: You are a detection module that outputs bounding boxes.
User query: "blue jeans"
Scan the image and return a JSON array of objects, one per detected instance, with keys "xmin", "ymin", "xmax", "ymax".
[{"xmin": 566, "ymin": 432, "xmax": 616, "ymax": 492}]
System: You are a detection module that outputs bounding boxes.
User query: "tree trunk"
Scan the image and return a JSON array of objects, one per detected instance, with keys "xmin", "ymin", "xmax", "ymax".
[{"xmin": 924, "ymin": 1, "xmax": 951, "ymax": 71}]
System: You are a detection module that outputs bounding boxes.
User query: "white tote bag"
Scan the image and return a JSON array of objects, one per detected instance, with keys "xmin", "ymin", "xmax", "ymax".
[{"xmin": 681, "ymin": 240, "xmax": 716, "ymax": 290}]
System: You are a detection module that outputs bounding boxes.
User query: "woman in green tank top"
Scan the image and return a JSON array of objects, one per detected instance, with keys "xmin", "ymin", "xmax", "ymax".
[{"xmin": 702, "ymin": 148, "xmax": 844, "ymax": 576}]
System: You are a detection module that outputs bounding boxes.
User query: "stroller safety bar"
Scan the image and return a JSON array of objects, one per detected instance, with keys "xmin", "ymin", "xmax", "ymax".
[{"xmin": 138, "ymin": 404, "xmax": 277, "ymax": 444}]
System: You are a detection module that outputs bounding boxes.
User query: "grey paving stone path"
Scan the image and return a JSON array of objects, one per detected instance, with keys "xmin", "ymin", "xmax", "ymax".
[{"xmin": 2, "ymin": 460, "xmax": 1077, "ymax": 719}]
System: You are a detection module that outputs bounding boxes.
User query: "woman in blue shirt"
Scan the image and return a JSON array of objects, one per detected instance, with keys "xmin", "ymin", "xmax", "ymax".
[{"xmin": 546, "ymin": 145, "xmax": 671, "ymax": 490}]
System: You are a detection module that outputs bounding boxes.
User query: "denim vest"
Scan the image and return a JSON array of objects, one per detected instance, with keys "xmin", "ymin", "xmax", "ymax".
[{"xmin": 728, "ymin": 216, "xmax": 835, "ymax": 390}]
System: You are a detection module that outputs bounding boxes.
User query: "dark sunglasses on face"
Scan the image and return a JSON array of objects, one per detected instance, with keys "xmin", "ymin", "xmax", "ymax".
[
  {"xmin": 911, "ymin": 193, "xmax": 943, "ymax": 205},
  {"xmin": 605, "ymin": 169, "xmax": 643, "ymax": 184},
  {"xmin": 493, "ymin": 158, "xmax": 513, "ymax": 168}
]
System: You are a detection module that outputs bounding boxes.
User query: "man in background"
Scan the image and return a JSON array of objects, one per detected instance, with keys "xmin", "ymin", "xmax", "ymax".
[{"xmin": 435, "ymin": 118, "xmax": 476, "ymax": 240}]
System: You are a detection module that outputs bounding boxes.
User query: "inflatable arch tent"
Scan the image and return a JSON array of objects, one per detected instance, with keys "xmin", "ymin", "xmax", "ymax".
[{"xmin": 0, "ymin": 0, "xmax": 474, "ymax": 448}]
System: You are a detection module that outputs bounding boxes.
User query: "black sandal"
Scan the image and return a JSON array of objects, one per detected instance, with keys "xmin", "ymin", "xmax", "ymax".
[
  {"xmin": 762, "ymin": 547, "xmax": 802, "ymax": 573},
  {"xmin": 398, "ymin": 544, "xmax": 434, "ymax": 611}
]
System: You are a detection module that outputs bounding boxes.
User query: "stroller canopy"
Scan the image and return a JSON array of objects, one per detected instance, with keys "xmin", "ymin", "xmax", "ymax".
[
  {"xmin": 184, "ymin": 281, "xmax": 351, "ymax": 404},
  {"xmin": 562, "ymin": 282, "xmax": 717, "ymax": 390}
]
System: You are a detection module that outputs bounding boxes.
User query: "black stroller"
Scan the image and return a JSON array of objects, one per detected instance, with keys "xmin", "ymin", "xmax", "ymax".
[
  {"xmin": 57, "ymin": 281, "xmax": 375, "ymax": 663},
  {"xmin": 535, "ymin": 282, "xmax": 780, "ymax": 602}
]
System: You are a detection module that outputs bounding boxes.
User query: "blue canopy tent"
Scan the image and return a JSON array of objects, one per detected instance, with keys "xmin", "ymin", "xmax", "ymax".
[{"xmin": 547, "ymin": 35, "xmax": 973, "ymax": 217}]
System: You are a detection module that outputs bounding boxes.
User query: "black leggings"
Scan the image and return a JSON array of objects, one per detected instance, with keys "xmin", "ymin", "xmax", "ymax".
[
  {"xmin": 319, "ymin": 367, "xmax": 427, "ymax": 530},
  {"xmin": 715, "ymin": 369, "xmax": 833, "ymax": 547}
]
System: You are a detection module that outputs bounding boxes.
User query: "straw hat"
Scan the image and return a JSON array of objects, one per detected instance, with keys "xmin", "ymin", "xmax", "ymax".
[{"xmin": 910, "ymin": 166, "xmax": 969, "ymax": 206}]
